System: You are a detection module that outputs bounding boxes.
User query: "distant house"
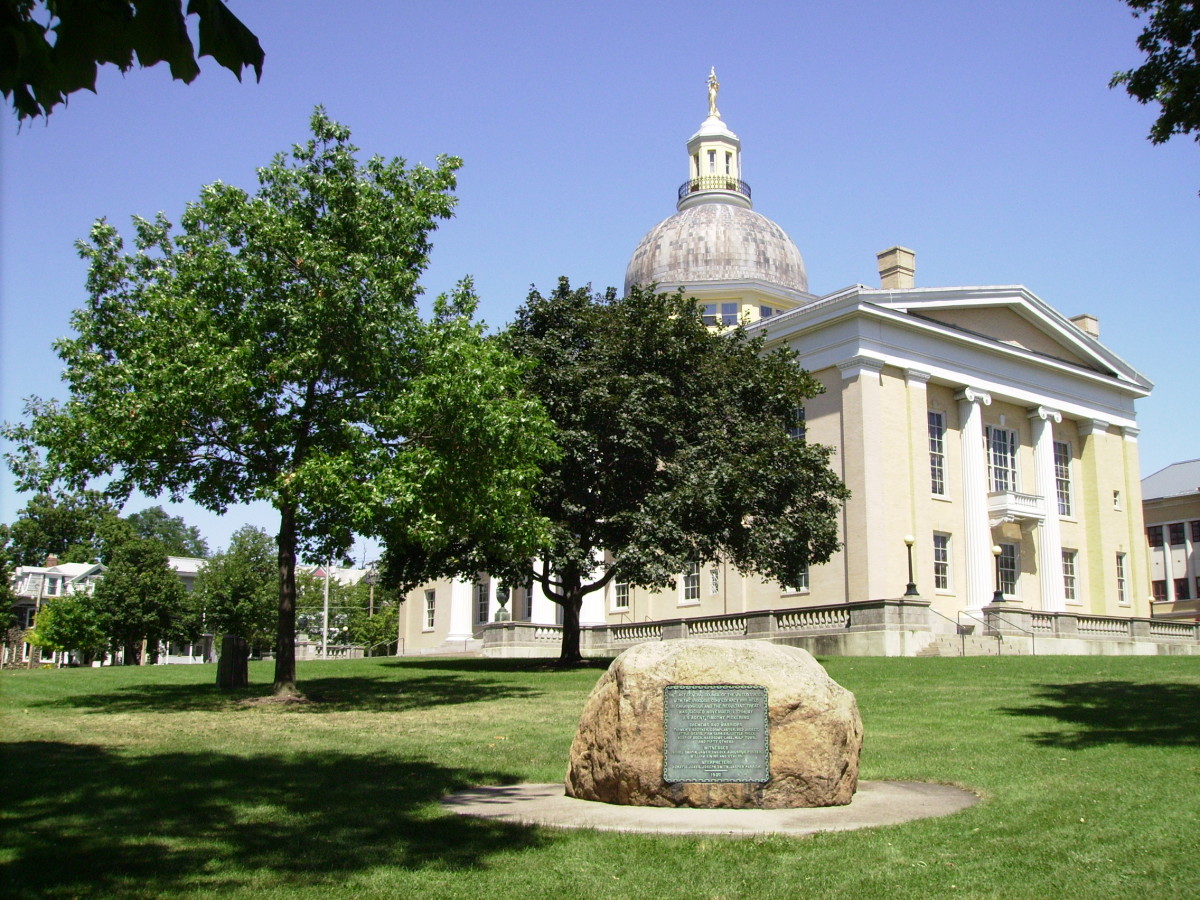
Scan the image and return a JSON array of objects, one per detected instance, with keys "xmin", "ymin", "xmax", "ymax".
[
  {"xmin": 1143, "ymin": 460, "xmax": 1200, "ymax": 621},
  {"xmin": 6, "ymin": 555, "xmax": 106, "ymax": 664},
  {"xmin": 6, "ymin": 554, "xmax": 210, "ymax": 665}
]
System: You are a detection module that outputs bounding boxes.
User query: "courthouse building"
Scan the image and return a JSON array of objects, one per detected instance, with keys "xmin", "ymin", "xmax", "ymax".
[{"xmin": 399, "ymin": 84, "xmax": 1170, "ymax": 657}]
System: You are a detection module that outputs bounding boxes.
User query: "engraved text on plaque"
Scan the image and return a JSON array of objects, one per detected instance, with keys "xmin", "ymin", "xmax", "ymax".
[{"xmin": 663, "ymin": 684, "xmax": 769, "ymax": 783}]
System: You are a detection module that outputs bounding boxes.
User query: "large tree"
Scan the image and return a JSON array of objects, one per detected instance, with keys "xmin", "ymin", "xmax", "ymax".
[
  {"xmin": 2, "ymin": 0, "xmax": 263, "ymax": 121},
  {"xmin": 126, "ymin": 505, "xmax": 209, "ymax": 558},
  {"xmin": 4, "ymin": 109, "xmax": 555, "ymax": 695},
  {"xmin": 387, "ymin": 280, "xmax": 850, "ymax": 663},
  {"xmin": 1112, "ymin": 1, "xmax": 1200, "ymax": 150}
]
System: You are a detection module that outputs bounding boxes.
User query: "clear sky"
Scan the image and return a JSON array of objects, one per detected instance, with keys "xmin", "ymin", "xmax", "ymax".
[{"xmin": 2, "ymin": 0, "xmax": 1197, "ymax": 558}]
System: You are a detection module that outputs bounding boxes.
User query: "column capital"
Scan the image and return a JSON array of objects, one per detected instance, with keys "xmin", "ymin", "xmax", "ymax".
[
  {"xmin": 1122, "ymin": 425, "xmax": 1140, "ymax": 441},
  {"xmin": 1027, "ymin": 406, "xmax": 1062, "ymax": 424},
  {"xmin": 837, "ymin": 355, "xmax": 885, "ymax": 380},
  {"xmin": 955, "ymin": 386, "xmax": 992, "ymax": 406},
  {"xmin": 1078, "ymin": 418, "xmax": 1110, "ymax": 437}
]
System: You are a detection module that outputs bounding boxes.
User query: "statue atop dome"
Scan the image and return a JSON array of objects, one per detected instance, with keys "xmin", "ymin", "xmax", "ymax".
[{"xmin": 707, "ymin": 67, "xmax": 720, "ymax": 118}]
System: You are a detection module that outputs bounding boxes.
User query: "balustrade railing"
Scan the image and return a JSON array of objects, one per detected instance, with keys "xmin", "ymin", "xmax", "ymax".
[{"xmin": 677, "ymin": 176, "xmax": 751, "ymax": 201}]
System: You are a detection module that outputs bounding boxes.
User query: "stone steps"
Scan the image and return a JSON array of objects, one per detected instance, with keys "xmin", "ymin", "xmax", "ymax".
[{"xmin": 916, "ymin": 634, "xmax": 1027, "ymax": 657}]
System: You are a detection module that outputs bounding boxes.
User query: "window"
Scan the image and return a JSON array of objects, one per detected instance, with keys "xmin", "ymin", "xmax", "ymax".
[
  {"xmin": 1116, "ymin": 553, "xmax": 1127, "ymax": 603},
  {"xmin": 692, "ymin": 153, "xmax": 699, "ymax": 177},
  {"xmin": 707, "ymin": 149, "xmax": 716, "ymax": 173},
  {"xmin": 1174, "ymin": 578, "xmax": 1192, "ymax": 600},
  {"xmin": 783, "ymin": 562, "xmax": 810, "ymax": 593},
  {"xmin": 1062, "ymin": 550, "xmax": 1077, "ymax": 602},
  {"xmin": 45, "ymin": 577, "xmax": 60, "ymax": 597},
  {"xmin": 724, "ymin": 151, "xmax": 732, "ymax": 175},
  {"xmin": 1148, "ymin": 525, "xmax": 1164, "ymax": 548},
  {"xmin": 682, "ymin": 561, "xmax": 700, "ymax": 602},
  {"xmin": 760, "ymin": 305, "xmax": 777, "ymax": 319},
  {"xmin": 1053, "ymin": 441, "xmax": 1072, "ymax": 516},
  {"xmin": 710, "ymin": 567, "xmax": 720, "ymax": 594},
  {"xmin": 699, "ymin": 303, "xmax": 717, "ymax": 326},
  {"xmin": 424, "ymin": 589, "xmax": 436, "ymax": 630},
  {"xmin": 986, "ymin": 426, "xmax": 1018, "ymax": 492},
  {"xmin": 475, "ymin": 578, "xmax": 490, "ymax": 622},
  {"xmin": 933, "ymin": 533, "xmax": 950, "ymax": 591},
  {"xmin": 1192, "ymin": 521, "xmax": 1200, "ymax": 542},
  {"xmin": 1169, "ymin": 523, "xmax": 1186, "ymax": 546},
  {"xmin": 1152, "ymin": 580, "xmax": 1167, "ymax": 601},
  {"xmin": 1113, "ymin": 490, "xmax": 1122, "ymax": 511},
  {"xmin": 720, "ymin": 302, "xmax": 738, "ymax": 325},
  {"xmin": 614, "ymin": 581, "xmax": 629, "ymax": 609},
  {"xmin": 524, "ymin": 579, "xmax": 534, "ymax": 619},
  {"xmin": 1195, "ymin": 575, "xmax": 1200, "ymax": 599},
  {"xmin": 928, "ymin": 412, "xmax": 946, "ymax": 495},
  {"xmin": 998, "ymin": 543, "xmax": 1018, "ymax": 596},
  {"xmin": 787, "ymin": 406, "xmax": 806, "ymax": 441}
]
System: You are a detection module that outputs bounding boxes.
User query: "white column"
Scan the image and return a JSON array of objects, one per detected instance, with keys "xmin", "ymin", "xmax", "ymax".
[
  {"xmin": 528, "ymin": 558, "xmax": 563, "ymax": 625},
  {"xmin": 957, "ymin": 387, "xmax": 993, "ymax": 609},
  {"xmin": 1029, "ymin": 406, "xmax": 1065, "ymax": 611},
  {"xmin": 445, "ymin": 577, "xmax": 475, "ymax": 641},
  {"xmin": 579, "ymin": 549, "xmax": 608, "ymax": 626}
]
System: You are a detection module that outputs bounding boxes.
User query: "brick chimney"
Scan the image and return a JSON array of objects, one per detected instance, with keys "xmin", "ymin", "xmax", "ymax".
[
  {"xmin": 1070, "ymin": 313, "xmax": 1100, "ymax": 339},
  {"xmin": 877, "ymin": 246, "xmax": 916, "ymax": 289},
  {"xmin": 44, "ymin": 554, "xmax": 59, "ymax": 567}
]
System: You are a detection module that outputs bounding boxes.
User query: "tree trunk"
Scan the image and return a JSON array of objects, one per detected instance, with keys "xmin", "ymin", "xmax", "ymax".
[
  {"xmin": 217, "ymin": 634, "xmax": 250, "ymax": 690},
  {"xmin": 558, "ymin": 566, "xmax": 585, "ymax": 664},
  {"xmin": 273, "ymin": 502, "xmax": 300, "ymax": 697}
]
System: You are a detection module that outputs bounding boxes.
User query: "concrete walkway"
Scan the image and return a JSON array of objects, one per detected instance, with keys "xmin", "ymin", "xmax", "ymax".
[{"xmin": 441, "ymin": 780, "xmax": 979, "ymax": 836}]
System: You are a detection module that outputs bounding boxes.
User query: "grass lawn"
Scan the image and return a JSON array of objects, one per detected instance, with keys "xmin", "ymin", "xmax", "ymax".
[{"xmin": 2, "ymin": 653, "xmax": 1198, "ymax": 899}]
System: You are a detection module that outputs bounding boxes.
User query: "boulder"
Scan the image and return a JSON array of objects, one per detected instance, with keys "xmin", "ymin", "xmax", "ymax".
[{"xmin": 565, "ymin": 639, "xmax": 862, "ymax": 808}]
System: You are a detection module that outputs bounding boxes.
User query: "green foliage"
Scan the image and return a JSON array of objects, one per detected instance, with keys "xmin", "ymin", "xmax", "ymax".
[
  {"xmin": 4, "ymin": 490, "xmax": 132, "ymax": 565},
  {"xmin": 90, "ymin": 537, "xmax": 190, "ymax": 660},
  {"xmin": 1112, "ymin": 1, "xmax": 1200, "ymax": 147},
  {"xmin": 1, "ymin": 0, "xmax": 264, "ymax": 121},
  {"xmin": 26, "ymin": 592, "xmax": 108, "ymax": 659},
  {"xmin": 189, "ymin": 525, "xmax": 274, "ymax": 648},
  {"xmin": 474, "ymin": 279, "xmax": 848, "ymax": 660},
  {"xmin": 126, "ymin": 505, "xmax": 209, "ymax": 557},
  {"xmin": 3, "ymin": 107, "xmax": 556, "ymax": 692}
]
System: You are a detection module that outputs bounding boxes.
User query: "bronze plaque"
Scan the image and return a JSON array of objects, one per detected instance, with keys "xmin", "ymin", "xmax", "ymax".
[{"xmin": 663, "ymin": 684, "xmax": 769, "ymax": 783}]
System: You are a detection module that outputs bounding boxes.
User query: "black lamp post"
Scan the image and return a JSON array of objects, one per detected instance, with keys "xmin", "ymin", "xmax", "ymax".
[
  {"xmin": 903, "ymin": 535, "xmax": 919, "ymax": 597},
  {"xmin": 991, "ymin": 544, "xmax": 1006, "ymax": 603}
]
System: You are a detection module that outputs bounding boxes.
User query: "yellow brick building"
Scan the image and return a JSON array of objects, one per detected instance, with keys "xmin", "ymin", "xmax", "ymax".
[{"xmin": 398, "ymin": 80, "xmax": 1173, "ymax": 658}]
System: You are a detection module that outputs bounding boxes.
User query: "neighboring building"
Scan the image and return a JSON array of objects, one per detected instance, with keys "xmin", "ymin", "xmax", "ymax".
[
  {"xmin": 1143, "ymin": 459, "xmax": 1200, "ymax": 621},
  {"xmin": 6, "ymin": 555, "xmax": 106, "ymax": 664},
  {"xmin": 397, "ymin": 81, "xmax": 1159, "ymax": 657},
  {"xmin": 7, "ymin": 554, "xmax": 210, "ymax": 665}
]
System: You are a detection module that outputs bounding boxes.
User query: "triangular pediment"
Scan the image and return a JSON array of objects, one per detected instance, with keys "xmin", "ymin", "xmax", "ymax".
[
  {"xmin": 863, "ymin": 287, "xmax": 1151, "ymax": 389},
  {"xmin": 913, "ymin": 306, "xmax": 1093, "ymax": 369}
]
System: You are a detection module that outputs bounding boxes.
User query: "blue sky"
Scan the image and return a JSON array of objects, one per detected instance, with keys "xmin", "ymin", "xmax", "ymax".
[{"xmin": 2, "ymin": 0, "xmax": 1197, "ymax": 558}]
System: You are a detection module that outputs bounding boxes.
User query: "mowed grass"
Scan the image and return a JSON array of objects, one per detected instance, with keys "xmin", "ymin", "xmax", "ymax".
[{"xmin": 2, "ymin": 654, "xmax": 1198, "ymax": 900}]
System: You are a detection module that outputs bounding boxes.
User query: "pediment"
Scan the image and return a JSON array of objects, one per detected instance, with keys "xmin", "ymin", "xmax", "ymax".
[{"xmin": 914, "ymin": 306, "xmax": 1093, "ymax": 369}]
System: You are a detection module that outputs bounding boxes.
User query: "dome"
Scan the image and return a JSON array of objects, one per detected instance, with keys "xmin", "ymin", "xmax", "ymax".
[{"xmin": 624, "ymin": 202, "xmax": 809, "ymax": 295}]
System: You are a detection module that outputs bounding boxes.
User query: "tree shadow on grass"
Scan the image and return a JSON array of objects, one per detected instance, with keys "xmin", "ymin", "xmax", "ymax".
[
  {"xmin": 0, "ymin": 741, "xmax": 549, "ymax": 899},
  {"xmin": 385, "ymin": 657, "xmax": 612, "ymax": 674},
  {"xmin": 1001, "ymin": 681, "xmax": 1200, "ymax": 749},
  {"xmin": 30, "ymin": 673, "xmax": 544, "ymax": 715}
]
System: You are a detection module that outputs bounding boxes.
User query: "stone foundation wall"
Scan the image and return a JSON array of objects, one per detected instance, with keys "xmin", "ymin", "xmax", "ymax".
[{"xmin": 477, "ymin": 599, "xmax": 1200, "ymax": 658}]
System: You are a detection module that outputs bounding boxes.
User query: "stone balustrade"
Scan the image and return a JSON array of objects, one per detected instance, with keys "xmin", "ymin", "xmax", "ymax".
[{"xmin": 477, "ymin": 598, "xmax": 1200, "ymax": 658}]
